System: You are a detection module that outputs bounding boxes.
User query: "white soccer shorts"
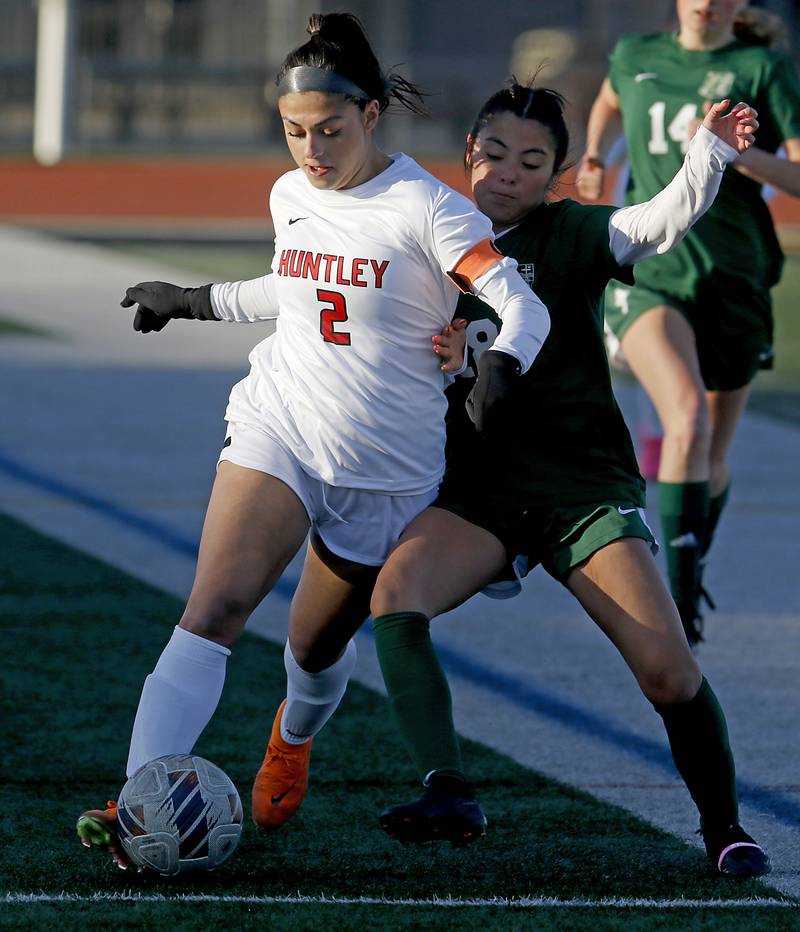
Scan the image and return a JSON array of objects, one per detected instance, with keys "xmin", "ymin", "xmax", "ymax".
[{"xmin": 218, "ymin": 421, "xmax": 437, "ymax": 566}]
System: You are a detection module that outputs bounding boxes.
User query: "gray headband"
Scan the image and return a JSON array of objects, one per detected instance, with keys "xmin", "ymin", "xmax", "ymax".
[{"xmin": 277, "ymin": 66, "xmax": 372, "ymax": 100}]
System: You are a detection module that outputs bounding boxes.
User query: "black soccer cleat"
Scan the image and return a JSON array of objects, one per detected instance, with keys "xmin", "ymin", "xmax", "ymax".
[
  {"xmin": 379, "ymin": 773, "xmax": 487, "ymax": 847},
  {"xmin": 678, "ymin": 584, "xmax": 715, "ymax": 650},
  {"xmin": 678, "ymin": 601, "xmax": 705, "ymax": 649},
  {"xmin": 700, "ymin": 823, "xmax": 771, "ymax": 878}
]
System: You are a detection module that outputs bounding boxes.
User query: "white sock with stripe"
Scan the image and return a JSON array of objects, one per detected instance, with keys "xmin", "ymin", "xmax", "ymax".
[
  {"xmin": 126, "ymin": 625, "xmax": 230, "ymax": 777},
  {"xmin": 281, "ymin": 639, "xmax": 357, "ymax": 745}
]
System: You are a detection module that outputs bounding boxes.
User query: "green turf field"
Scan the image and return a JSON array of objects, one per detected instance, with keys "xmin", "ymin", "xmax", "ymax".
[
  {"xmin": 102, "ymin": 241, "xmax": 274, "ymax": 284},
  {"xmin": 2, "ymin": 515, "xmax": 797, "ymax": 931},
  {"xmin": 747, "ymin": 255, "xmax": 800, "ymax": 425},
  {"xmin": 771, "ymin": 255, "xmax": 800, "ymax": 385},
  {"xmin": 0, "ymin": 316, "xmax": 56, "ymax": 338}
]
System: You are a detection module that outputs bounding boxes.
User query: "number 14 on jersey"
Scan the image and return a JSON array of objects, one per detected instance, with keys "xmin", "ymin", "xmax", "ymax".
[{"xmin": 648, "ymin": 101, "xmax": 699, "ymax": 154}]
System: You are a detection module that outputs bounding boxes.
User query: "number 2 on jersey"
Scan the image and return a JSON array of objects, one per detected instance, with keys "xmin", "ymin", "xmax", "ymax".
[{"xmin": 318, "ymin": 289, "xmax": 351, "ymax": 346}]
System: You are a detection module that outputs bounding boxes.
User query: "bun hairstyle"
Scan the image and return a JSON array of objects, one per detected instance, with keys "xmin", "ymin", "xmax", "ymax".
[
  {"xmin": 465, "ymin": 79, "xmax": 571, "ymax": 176},
  {"xmin": 277, "ymin": 12, "xmax": 427, "ymax": 115},
  {"xmin": 734, "ymin": 5, "xmax": 788, "ymax": 48}
]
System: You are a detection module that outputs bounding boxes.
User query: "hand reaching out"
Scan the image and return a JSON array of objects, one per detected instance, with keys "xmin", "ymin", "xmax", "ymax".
[
  {"xmin": 433, "ymin": 318, "xmax": 468, "ymax": 372},
  {"xmin": 119, "ymin": 281, "xmax": 216, "ymax": 333},
  {"xmin": 576, "ymin": 155, "xmax": 606, "ymax": 202},
  {"xmin": 701, "ymin": 99, "xmax": 758, "ymax": 154}
]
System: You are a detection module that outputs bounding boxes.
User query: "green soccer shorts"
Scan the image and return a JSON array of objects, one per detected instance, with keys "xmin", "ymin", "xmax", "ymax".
[
  {"xmin": 604, "ymin": 279, "xmax": 773, "ymax": 392},
  {"xmin": 435, "ymin": 497, "xmax": 657, "ymax": 596}
]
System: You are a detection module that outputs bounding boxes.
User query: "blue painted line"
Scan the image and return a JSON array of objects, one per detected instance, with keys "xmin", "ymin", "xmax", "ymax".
[
  {"xmin": 429, "ymin": 637, "xmax": 800, "ymax": 827},
  {"xmin": 361, "ymin": 622, "xmax": 800, "ymax": 827},
  {"xmin": 2, "ymin": 447, "xmax": 797, "ymax": 828},
  {"xmin": 0, "ymin": 450, "xmax": 297, "ymax": 599}
]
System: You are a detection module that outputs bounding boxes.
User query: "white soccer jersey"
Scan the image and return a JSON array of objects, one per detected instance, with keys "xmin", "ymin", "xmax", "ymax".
[{"xmin": 226, "ymin": 153, "xmax": 516, "ymax": 494}]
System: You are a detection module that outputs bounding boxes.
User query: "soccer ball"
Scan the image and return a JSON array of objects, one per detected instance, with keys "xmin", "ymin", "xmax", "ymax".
[{"xmin": 117, "ymin": 754, "xmax": 243, "ymax": 876}]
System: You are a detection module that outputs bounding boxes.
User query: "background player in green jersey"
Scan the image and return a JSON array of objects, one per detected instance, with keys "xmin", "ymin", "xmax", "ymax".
[
  {"xmin": 367, "ymin": 81, "xmax": 770, "ymax": 878},
  {"xmin": 577, "ymin": 2, "xmax": 800, "ymax": 647}
]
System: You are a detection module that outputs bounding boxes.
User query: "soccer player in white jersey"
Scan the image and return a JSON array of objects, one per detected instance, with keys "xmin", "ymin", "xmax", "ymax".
[{"xmin": 76, "ymin": 12, "xmax": 550, "ymax": 866}]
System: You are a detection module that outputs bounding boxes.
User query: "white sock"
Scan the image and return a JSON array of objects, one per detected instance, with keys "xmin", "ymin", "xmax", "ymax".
[
  {"xmin": 126, "ymin": 626, "xmax": 231, "ymax": 777},
  {"xmin": 280, "ymin": 639, "xmax": 357, "ymax": 745}
]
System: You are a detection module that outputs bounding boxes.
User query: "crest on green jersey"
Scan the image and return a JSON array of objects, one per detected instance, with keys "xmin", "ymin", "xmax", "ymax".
[
  {"xmin": 518, "ymin": 263, "xmax": 535, "ymax": 287},
  {"xmin": 697, "ymin": 71, "xmax": 735, "ymax": 99}
]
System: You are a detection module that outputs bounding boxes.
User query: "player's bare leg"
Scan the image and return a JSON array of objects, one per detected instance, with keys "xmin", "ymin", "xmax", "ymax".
[
  {"xmin": 180, "ymin": 462, "xmax": 311, "ymax": 647},
  {"xmin": 684, "ymin": 384, "xmax": 752, "ymax": 630},
  {"xmin": 253, "ymin": 534, "xmax": 377, "ymax": 829},
  {"xmin": 567, "ymin": 537, "xmax": 701, "ymax": 700},
  {"xmin": 288, "ymin": 532, "xmax": 378, "ymax": 671},
  {"xmin": 701, "ymin": 385, "xmax": 751, "ymax": 560},
  {"xmin": 372, "ymin": 507, "xmax": 507, "ymax": 619},
  {"xmin": 622, "ymin": 306, "xmax": 710, "ymax": 484},
  {"xmin": 567, "ymin": 538, "xmax": 769, "ymax": 877},
  {"xmin": 79, "ymin": 462, "xmax": 310, "ymax": 867},
  {"xmin": 622, "ymin": 307, "xmax": 712, "ymax": 645},
  {"xmin": 706, "ymin": 386, "xmax": 749, "ymax": 496},
  {"xmin": 371, "ymin": 507, "xmax": 507, "ymax": 845}
]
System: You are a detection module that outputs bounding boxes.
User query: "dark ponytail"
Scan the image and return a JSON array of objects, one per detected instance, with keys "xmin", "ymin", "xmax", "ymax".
[
  {"xmin": 277, "ymin": 12, "xmax": 427, "ymax": 115},
  {"xmin": 733, "ymin": 6, "xmax": 788, "ymax": 48},
  {"xmin": 465, "ymin": 79, "xmax": 571, "ymax": 175}
]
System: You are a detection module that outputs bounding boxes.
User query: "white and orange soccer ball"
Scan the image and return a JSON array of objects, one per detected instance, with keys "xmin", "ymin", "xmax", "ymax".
[{"xmin": 117, "ymin": 754, "xmax": 243, "ymax": 876}]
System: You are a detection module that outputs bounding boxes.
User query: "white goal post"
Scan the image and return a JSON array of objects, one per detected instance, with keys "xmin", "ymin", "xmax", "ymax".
[{"xmin": 33, "ymin": 0, "xmax": 74, "ymax": 165}]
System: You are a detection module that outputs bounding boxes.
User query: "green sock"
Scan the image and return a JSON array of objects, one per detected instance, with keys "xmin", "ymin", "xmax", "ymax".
[
  {"xmin": 372, "ymin": 611, "xmax": 462, "ymax": 782},
  {"xmin": 659, "ymin": 481, "xmax": 709, "ymax": 610},
  {"xmin": 657, "ymin": 677, "xmax": 738, "ymax": 829},
  {"xmin": 702, "ymin": 483, "xmax": 731, "ymax": 558}
]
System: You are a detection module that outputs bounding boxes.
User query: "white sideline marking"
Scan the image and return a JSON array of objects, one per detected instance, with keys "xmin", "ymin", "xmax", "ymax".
[{"xmin": 3, "ymin": 893, "xmax": 798, "ymax": 909}]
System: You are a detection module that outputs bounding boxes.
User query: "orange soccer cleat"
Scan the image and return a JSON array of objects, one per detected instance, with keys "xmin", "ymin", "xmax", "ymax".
[
  {"xmin": 251, "ymin": 700, "xmax": 313, "ymax": 830},
  {"xmin": 76, "ymin": 800, "xmax": 132, "ymax": 869}
]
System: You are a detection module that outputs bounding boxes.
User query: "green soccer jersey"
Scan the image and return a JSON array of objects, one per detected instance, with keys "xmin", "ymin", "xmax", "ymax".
[
  {"xmin": 444, "ymin": 199, "xmax": 644, "ymax": 512},
  {"xmin": 609, "ymin": 32, "xmax": 800, "ymax": 296}
]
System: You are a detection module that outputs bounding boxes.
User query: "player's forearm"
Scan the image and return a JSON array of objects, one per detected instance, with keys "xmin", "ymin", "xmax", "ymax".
[
  {"xmin": 732, "ymin": 146, "xmax": 800, "ymax": 197},
  {"xmin": 210, "ymin": 274, "xmax": 279, "ymax": 322},
  {"xmin": 584, "ymin": 79, "xmax": 621, "ymax": 159},
  {"xmin": 608, "ymin": 125, "xmax": 738, "ymax": 265},
  {"xmin": 472, "ymin": 264, "xmax": 550, "ymax": 373}
]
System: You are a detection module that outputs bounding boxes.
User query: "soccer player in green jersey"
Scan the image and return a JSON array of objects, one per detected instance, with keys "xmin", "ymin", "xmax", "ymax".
[
  {"xmin": 368, "ymin": 81, "xmax": 770, "ymax": 878},
  {"xmin": 577, "ymin": 2, "xmax": 800, "ymax": 647}
]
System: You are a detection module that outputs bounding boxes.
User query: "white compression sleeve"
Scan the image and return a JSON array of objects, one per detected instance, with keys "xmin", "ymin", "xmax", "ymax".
[
  {"xmin": 471, "ymin": 261, "xmax": 550, "ymax": 372},
  {"xmin": 608, "ymin": 125, "xmax": 739, "ymax": 266},
  {"xmin": 281, "ymin": 639, "xmax": 358, "ymax": 745},
  {"xmin": 210, "ymin": 274, "xmax": 279, "ymax": 322},
  {"xmin": 126, "ymin": 626, "xmax": 231, "ymax": 777}
]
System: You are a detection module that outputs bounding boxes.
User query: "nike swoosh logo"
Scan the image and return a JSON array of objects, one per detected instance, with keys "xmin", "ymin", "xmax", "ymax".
[
  {"xmin": 669, "ymin": 532, "xmax": 699, "ymax": 548},
  {"xmin": 271, "ymin": 782, "xmax": 296, "ymax": 805},
  {"xmin": 618, "ymin": 506, "xmax": 637, "ymax": 515},
  {"xmin": 288, "ymin": 217, "xmax": 308, "ymax": 225},
  {"xmin": 635, "ymin": 72, "xmax": 658, "ymax": 82}
]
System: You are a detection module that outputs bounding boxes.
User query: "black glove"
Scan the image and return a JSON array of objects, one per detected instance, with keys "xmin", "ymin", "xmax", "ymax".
[
  {"xmin": 465, "ymin": 349, "xmax": 521, "ymax": 433},
  {"xmin": 120, "ymin": 281, "xmax": 216, "ymax": 333}
]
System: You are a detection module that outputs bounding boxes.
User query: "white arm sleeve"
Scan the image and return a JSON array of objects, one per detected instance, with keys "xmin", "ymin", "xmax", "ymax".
[
  {"xmin": 608, "ymin": 124, "xmax": 739, "ymax": 266},
  {"xmin": 471, "ymin": 260, "xmax": 550, "ymax": 373},
  {"xmin": 209, "ymin": 274, "xmax": 279, "ymax": 323}
]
